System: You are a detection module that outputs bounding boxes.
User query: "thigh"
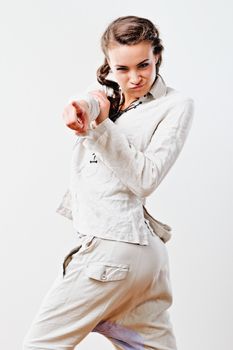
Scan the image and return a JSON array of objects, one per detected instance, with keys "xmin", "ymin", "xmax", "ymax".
[
  {"xmin": 23, "ymin": 235, "xmax": 145, "ymax": 350},
  {"xmin": 92, "ymin": 234, "xmax": 178, "ymax": 350}
]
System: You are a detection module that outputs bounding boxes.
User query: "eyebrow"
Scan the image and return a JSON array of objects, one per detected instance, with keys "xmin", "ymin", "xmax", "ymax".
[{"xmin": 114, "ymin": 58, "xmax": 149, "ymax": 68}]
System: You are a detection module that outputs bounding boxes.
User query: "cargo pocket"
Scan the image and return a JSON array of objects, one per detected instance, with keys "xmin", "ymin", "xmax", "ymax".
[{"xmin": 85, "ymin": 262, "xmax": 129, "ymax": 282}]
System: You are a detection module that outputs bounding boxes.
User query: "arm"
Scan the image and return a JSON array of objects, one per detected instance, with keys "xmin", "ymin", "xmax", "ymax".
[
  {"xmin": 67, "ymin": 82, "xmax": 113, "ymax": 127},
  {"xmin": 81, "ymin": 98, "xmax": 194, "ymax": 198},
  {"xmin": 64, "ymin": 84, "xmax": 113, "ymax": 136}
]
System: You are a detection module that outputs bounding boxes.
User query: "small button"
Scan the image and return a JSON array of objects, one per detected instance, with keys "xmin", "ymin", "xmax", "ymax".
[{"xmin": 101, "ymin": 272, "xmax": 107, "ymax": 280}]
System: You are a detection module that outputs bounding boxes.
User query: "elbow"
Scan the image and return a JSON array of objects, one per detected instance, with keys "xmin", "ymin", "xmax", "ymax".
[
  {"xmin": 138, "ymin": 187, "xmax": 156, "ymax": 198},
  {"xmin": 132, "ymin": 163, "xmax": 171, "ymax": 198},
  {"xmin": 132, "ymin": 180, "xmax": 159, "ymax": 198}
]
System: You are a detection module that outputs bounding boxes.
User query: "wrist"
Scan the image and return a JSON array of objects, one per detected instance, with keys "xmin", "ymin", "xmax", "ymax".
[{"xmin": 95, "ymin": 116, "xmax": 108, "ymax": 126}]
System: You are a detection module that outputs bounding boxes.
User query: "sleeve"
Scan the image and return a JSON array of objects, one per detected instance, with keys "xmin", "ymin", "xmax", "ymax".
[
  {"xmin": 67, "ymin": 82, "xmax": 113, "ymax": 125},
  {"xmin": 56, "ymin": 82, "xmax": 110, "ymax": 220},
  {"xmin": 80, "ymin": 98, "xmax": 195, "ymax": 198}
]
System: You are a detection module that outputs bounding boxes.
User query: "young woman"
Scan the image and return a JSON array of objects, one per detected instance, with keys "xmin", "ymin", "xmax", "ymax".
[{"xmin": 23, "ymin": 15, "xmax": 194, "ymax": 350}]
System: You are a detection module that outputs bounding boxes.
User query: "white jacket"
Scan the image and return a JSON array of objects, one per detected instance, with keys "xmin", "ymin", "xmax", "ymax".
[{"xmin": 56, "ymin": 74, "xmax": 194, "ymax": 245}]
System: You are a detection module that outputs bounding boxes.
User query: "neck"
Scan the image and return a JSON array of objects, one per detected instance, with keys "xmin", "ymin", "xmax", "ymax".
[{"xmin": 120, "ymin": 97, "xmax": 139, "ymax": 111}]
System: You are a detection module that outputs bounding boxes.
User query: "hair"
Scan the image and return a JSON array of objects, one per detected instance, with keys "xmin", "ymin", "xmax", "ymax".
[{"xmin": 96, "ymin": 15, "xmax": 164, "ymax": 121}]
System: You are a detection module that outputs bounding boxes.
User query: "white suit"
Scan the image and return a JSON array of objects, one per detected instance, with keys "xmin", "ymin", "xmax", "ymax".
[{"xmin": 23, "ymin": 74, "xmax": 194, "ymax": 350}]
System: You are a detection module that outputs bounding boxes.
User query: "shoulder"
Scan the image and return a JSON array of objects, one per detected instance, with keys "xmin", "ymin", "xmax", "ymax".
[
  {"xmin": 164, "ymin": 86, "xmax": 194, "ymax": 108},
  {"xmin": 154, "ymin": 86, "xmax": 195, "ymax": 125},
  {"xmin": 151, "ymin": 87, "xmax": 195, "ymax": 134}
]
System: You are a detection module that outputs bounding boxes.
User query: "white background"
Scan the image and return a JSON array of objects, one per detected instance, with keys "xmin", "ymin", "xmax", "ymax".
[{"xmin": 0, "ymin": 1, "xmax": 232, "ymax": 349}]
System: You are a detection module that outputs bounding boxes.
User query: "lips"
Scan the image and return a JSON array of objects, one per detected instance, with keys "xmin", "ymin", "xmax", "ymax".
[{"xmin": 131, "ymin": 84, "xmax": 144, "ymax": 90}]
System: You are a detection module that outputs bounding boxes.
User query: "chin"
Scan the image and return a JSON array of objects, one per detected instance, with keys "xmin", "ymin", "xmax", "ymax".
[{"xmin": 132, "ymin": 87, "xmax": 148, "ymax": 97}]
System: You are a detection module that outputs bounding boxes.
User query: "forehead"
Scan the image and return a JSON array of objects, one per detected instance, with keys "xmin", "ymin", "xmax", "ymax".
[{"xmin": 107, "ymin": 41, "xmax": 154, "ymax": 66}]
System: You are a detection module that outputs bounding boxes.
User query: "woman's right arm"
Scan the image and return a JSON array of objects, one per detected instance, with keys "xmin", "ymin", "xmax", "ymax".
[{"xmin": 62, "ymin": 82, "xmax": 110, "ymax": 134}]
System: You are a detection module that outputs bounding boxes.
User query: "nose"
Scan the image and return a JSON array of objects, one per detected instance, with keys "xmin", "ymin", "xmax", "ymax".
[{"xmin": 129, "ymin": 70, "xmax": 142, "ymax": 85}]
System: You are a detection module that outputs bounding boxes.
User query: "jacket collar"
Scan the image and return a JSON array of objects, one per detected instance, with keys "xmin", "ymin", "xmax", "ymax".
[{"xmin": 147, "ymin": 73, "xmax": 167, "ymax": 100}]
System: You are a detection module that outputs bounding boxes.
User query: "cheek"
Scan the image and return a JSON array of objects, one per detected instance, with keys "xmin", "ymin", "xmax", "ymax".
[
  {"xmin": 146, "ymin": 66, "xmax": 155, "ymax": 76},
  {"xmin": 144, "ymin": 67, "xmax": 156, "ymax": 82},
  {"xmin": 114, "ymin": 73, "xmax": 127, "ymax": 85}
]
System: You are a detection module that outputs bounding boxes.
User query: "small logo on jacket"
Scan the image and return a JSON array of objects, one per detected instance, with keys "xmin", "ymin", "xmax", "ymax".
[{"xmin": 90, "ymin": 153, "xmax": 98, "ymax": 163}]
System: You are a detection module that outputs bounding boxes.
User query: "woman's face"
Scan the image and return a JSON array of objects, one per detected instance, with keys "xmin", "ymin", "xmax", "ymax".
[{"xmin": 107, "ymin": 41, "xmax": 159, "ymax": 104}]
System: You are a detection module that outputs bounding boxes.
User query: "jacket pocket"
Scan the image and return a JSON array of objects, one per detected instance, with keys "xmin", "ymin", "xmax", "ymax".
[{"xmin": 85, "ymin": 262, "xmax": 129, "ymax": 282}]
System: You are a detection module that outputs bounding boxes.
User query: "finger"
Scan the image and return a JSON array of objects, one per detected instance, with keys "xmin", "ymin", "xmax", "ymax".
[
  {"xmin": 68, "ymin": 118, "xmax": 83, "ymax": 128},
  {"xmin": 71, "ymin": 102, "xmax": 85, "ymax": 121},
  {"xmin": 72, "ymin": 101, "xmax": 86, "ymax": 115},
  {"xmin": 72, "ymin": 101, "xmax": 83, "ymax": 111}
]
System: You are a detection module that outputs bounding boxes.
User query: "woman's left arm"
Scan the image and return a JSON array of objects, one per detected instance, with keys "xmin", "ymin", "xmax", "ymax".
[{"xmin": 81, "ymin": 98, "xmax": 195, "ymax": 198}]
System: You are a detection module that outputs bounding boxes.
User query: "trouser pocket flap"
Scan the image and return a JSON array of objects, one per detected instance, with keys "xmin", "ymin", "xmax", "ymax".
[{"xmin": 85, "ymin": 262, "xmax": 129, "ymax": 282}]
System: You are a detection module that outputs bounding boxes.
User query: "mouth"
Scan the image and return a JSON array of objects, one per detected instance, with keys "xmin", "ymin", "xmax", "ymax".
[{"xmin": 130, "ymin": 83, "xmax": 144, "ymax": 90}]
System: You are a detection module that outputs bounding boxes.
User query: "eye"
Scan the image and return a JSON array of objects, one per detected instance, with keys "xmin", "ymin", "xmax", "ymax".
[
  {"xmin": 116, "ymin": 63, "xmax": 149, "ymax": 71},
  {"xmin": 139, "ymin": 63, "xmax": 149, "ymax": 68}
]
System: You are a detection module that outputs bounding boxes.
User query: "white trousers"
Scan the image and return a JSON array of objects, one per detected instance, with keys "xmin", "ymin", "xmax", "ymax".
[{"xmin": 23, "ymin": 226, "xmax": 177, "ymax": 350}]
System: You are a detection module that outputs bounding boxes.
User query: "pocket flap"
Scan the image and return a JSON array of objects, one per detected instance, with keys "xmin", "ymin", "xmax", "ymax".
[{"xmin": 85, "ymin": 262, "xmax": 129, "ymax": 282}]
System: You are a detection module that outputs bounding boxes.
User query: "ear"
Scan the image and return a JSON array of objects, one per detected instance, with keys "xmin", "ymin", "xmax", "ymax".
[{"xmin": 154, "ymin": 54, "xmax": 160, "ymax": 64}]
